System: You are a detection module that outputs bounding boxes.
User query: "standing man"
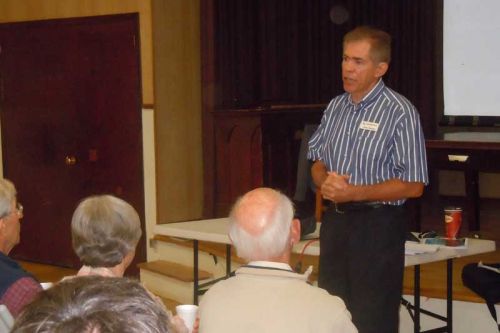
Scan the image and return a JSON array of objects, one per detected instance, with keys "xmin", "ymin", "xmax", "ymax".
[{"xmin": 308, "ymin": 26, "xmax": 428, "ymax": 333}]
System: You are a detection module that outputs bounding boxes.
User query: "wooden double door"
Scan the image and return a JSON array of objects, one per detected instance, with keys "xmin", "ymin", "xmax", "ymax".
[{"xmin": 0, "ymin": 14, "xmax": 145, "ymax": 270}]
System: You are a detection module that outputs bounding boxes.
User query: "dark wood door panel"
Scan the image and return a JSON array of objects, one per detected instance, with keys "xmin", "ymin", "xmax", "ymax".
[
  {"xmin": 0, "ymin": 14, "xmax": 144, "ymax": 271},
  {"xmin": 212, "ymin": 107, "xmax": 322, "ymax": 216}
]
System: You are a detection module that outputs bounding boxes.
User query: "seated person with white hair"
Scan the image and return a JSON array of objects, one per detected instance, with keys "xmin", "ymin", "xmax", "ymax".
[
  {"xmin": 12, "ymin": 275, "xmax": 172, "ymax": 332},
  {"xmin": 199, "ymin": 187, "xmax": 357, "ymax": 333},
  {"xmin": 71, "ymin": 195, "xmax": 142, "ymax": 277},
  {"xmin": 0, "ymin": 178, "xmax": 42, "ymax": 318},
  {"xmin": 70, "ymin": 195, "xmax": 190, "ymax": 333}
]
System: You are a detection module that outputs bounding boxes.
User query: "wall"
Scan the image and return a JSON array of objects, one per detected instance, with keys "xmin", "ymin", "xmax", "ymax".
[{"xmin": 152, "ymin": 0, "xmax": 203, "ymax": 223}]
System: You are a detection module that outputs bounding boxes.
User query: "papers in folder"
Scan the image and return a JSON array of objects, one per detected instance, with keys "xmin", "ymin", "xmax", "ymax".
[{"xmin": 405, "ymin": 241, "xmax": 439, "ymax": 255}]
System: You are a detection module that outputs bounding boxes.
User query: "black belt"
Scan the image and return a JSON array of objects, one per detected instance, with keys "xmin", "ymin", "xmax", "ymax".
[{"xmin": 334, "ymin": 202, "xmax": 384, "ymax": 213}]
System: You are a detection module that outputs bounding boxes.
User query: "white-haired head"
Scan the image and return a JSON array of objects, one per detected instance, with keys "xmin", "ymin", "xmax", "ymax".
[{"xmin": 228, "ymin": 188, "xmax": 298, "ymax": 262}]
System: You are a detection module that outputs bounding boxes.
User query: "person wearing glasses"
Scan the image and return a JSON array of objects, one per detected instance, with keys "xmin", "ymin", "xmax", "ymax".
[{"xmin": 0, "ymin": 178, "xmax": 42, "ymax": 317}]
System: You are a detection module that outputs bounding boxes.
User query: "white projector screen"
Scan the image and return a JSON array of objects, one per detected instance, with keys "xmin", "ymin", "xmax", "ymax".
[{"xmin": 443, "ymin": 0, "xmax": 500, "ymax": 117}]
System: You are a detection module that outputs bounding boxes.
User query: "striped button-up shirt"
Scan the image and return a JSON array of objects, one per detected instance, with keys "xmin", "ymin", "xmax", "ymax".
[{"xmin": 307, "ymin": 80, "xmax": 428, "ymax": 205}]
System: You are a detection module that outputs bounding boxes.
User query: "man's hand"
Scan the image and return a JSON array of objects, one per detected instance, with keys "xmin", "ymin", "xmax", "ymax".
[{"xmin": 320, "ymin": 172, "xmax": 352, "ymax": 202}]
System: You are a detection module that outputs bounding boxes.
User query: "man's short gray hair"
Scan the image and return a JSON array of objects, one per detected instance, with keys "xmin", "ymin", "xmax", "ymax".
[
  {"xmin": 228, "ymin": 189, "xmax": 295, "ymax": 261},
  {"xmin": 0, "ymin": 178, "xmax": 16, "ymax": 218},
  {"xmin": 71, "ymin": 195, "xmax": 142, "ymax": 267},
  {"xmin": 12, "ymin": 276, "xmax": 171, "ymax": 333}
]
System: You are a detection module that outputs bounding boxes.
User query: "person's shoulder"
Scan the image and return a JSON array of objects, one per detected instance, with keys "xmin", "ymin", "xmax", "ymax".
[
  {"xmin": 293, "ymin": 281, "xmax": 348, "ymax": 308},
  {"xmin": 322, "ymin": 93, "xmax": 350, "ymax": 116},
  {"xmin": 382, "ymin": 86, "xmax": 417, "ymax": 112},
  {"xmin": 12, "ymin": 276, "xmax": 42, "ymax": 292},
  {"xmin": 296, "ymin": 285, "xmax": 356, "ymax": 329},
  {"xmin": 328, "ymin": 92, "xmax": 349, "ymax": 106},
  {"xmin": 0, "ymin": 257, "xmax": 31, "ymax": 280},
  {"xmin": 200, "ymin": 275, "xmax": 235, "ymax": 298}
]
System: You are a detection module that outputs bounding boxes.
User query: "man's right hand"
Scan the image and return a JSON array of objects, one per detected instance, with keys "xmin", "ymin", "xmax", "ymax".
[{"xmin": 320, "ymin": 172, "xmax": 350, "ymax": 202}]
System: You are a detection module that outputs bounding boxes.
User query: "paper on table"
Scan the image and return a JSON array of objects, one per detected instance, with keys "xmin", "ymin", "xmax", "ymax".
[{"xmin": 405, "ymin": 241, "xmax": 440, "ymax": 255}]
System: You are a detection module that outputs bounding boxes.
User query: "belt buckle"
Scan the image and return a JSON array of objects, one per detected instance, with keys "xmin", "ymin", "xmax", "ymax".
[{"xmin": 334, "ymin": 202, "xmax": 345, "ymax": 214}]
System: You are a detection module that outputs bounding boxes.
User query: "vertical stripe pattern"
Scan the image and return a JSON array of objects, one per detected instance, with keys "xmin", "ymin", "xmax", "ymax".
[{"xmin": 308, "ymin": 80, "xmax": 428, "ymax": 205}]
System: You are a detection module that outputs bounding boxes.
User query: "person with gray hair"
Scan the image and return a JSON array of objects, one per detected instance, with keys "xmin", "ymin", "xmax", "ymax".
[
  {"xmin": 199, "ymin": 187, "xmax": 357, "ymax": 333},
  {"xmin": 69, "ymin": 195, "xmax": 191, "ymax": 333},
  {"xmin": 11, "ymin": 275, "xmax": 172, "ymax": 333},
  {"xmin": 0, "ymin": 178, "xmax": 42, "ymax": 317},
  {"xmin": 71, "ymin": 195, "xmax": 142, "ymax": 277}
]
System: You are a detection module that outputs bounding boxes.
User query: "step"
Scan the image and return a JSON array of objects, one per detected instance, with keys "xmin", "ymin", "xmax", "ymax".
[{"xmin": 138, "ymin": 260, "xmax": 213, "ymax": 282}]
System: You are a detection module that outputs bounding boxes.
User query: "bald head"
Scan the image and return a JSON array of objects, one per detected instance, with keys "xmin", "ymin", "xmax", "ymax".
[
  {"xmin": 232, "ymin": 188, "xmax": 281, "ymax": 237},
  {"xmin": 228, "ymin": 188, "xmax": 299, "ymax": 262}
]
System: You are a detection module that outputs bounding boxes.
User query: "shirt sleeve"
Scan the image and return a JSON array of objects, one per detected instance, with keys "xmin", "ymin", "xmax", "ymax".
[
  {"xmin": 392, "ymin": 107, "xmax": 429, "ymax": 184},
  {"xmin": 307, "ymin": 100, "xmax": 334, "ymax": 161},
  {"xmin": 0, "ymin": 276, "xmax": 42, "ymax": 317}
]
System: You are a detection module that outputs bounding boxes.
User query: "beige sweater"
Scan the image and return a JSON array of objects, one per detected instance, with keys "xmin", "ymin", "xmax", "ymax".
[{"xmin": 199, "ymin": 263, "xmax": 357, "ymax": 333}]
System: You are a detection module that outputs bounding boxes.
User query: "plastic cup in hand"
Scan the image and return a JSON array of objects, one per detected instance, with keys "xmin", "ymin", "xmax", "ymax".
[
  {"xmin": 40, "ymin": 282, "xmax": 54, "ymax": 290},
  {"xmin": 175, "ymin": 304, "xmax": 198, "ymax": 333}
]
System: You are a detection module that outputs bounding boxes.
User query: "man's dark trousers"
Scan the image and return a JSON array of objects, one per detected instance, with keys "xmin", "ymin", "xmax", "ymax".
[{"xmin": 319, "ymin": 204, "xmax": 407, "ymax": 333}]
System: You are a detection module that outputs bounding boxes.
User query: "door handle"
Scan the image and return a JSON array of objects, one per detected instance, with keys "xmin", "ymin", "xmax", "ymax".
[{"xmin": 64, "ymin": 155, "xmax": 77, "ymax": 166}]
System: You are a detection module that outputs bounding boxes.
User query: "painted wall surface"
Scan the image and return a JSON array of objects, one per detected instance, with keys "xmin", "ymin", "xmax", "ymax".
[{"xmin": 152, "ymin": 0, "xmax": 203, "ymax": 223}]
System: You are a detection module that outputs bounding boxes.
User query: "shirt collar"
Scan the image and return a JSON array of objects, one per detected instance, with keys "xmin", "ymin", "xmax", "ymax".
[
  {"xmin": 348, "ymin": 79, "xmax": 385, "ymax": 108},
  {"xmin": 247, "ymin": 261, "xmax": 293, "ymax": 271},
  {"xmin": 77, "ymin": 265, "xmax": 118, "ymax": 277}
]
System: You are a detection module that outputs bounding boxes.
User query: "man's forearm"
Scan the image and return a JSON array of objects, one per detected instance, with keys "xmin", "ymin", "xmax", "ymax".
[{"xmin": 311, "ymin": 160, "xmax": 328, "ymax": 188}]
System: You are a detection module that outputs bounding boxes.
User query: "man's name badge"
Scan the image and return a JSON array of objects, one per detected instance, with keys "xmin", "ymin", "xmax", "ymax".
[{"xmin": 359, "ymin": 121, "xmax": 379, "ymax": 132}]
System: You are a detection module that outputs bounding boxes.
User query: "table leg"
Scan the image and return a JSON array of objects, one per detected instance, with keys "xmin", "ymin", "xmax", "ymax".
[
  {"xmin": 193, "ymin": 239, "xmax": 199, "ymax": 305},
  {"xmin": 226, "ymin": 244, "xmax": 231, "ymax": 276},
  {"xmin": 447, "ymin": 259, "xmax": 453, "ymax": 332},
  {"xmin": 415, "ymin": 265, "xmax": 421, "ymax": 333}
]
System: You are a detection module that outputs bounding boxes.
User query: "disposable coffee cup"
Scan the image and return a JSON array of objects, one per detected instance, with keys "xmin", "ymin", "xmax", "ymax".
[
  {"xmin": 176, "ymin": 304, "xmax": 198, "ymax": 333},
  {"xmin": 444, "ymin": 207, "xmax": 462, "ymax": 239},
  {"xmin": 41, "ymin": 282, "xmax": 54, "ymax": 290}
]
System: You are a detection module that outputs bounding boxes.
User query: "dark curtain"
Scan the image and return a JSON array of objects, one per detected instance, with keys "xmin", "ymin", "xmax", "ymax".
[{"xmin": 211, "ymin": 0, "xmax": 439, "ymax": 136}]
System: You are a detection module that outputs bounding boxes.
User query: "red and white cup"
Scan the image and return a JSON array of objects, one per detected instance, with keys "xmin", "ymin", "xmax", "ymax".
[{"xmin": 444, "ymin": 207, "xmax": 462, "ymax": 239}]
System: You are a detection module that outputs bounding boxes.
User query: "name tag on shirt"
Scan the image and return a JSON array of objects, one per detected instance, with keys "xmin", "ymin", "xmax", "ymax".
[{"xmin": 359, "ymin": 121, "xmax": 379, "ymax": 132}]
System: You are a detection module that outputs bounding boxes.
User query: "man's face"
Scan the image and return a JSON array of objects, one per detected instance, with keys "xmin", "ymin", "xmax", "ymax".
[
  {"xmin": 342, "ymin": 39, "xmax": 388, "ymax": 103},
  {"xmin": 0, "ymin": 200, "xmax": 22, "ymax": 254}
]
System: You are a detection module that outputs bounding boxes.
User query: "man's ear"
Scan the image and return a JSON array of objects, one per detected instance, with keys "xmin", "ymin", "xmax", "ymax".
[
  {"xmin": 375, "ymin": 62, "xmax": 389, "ymax": 78},
  {"xmin": 290, "ymin": 219, "xmax": 301, "ymax": 246}
]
